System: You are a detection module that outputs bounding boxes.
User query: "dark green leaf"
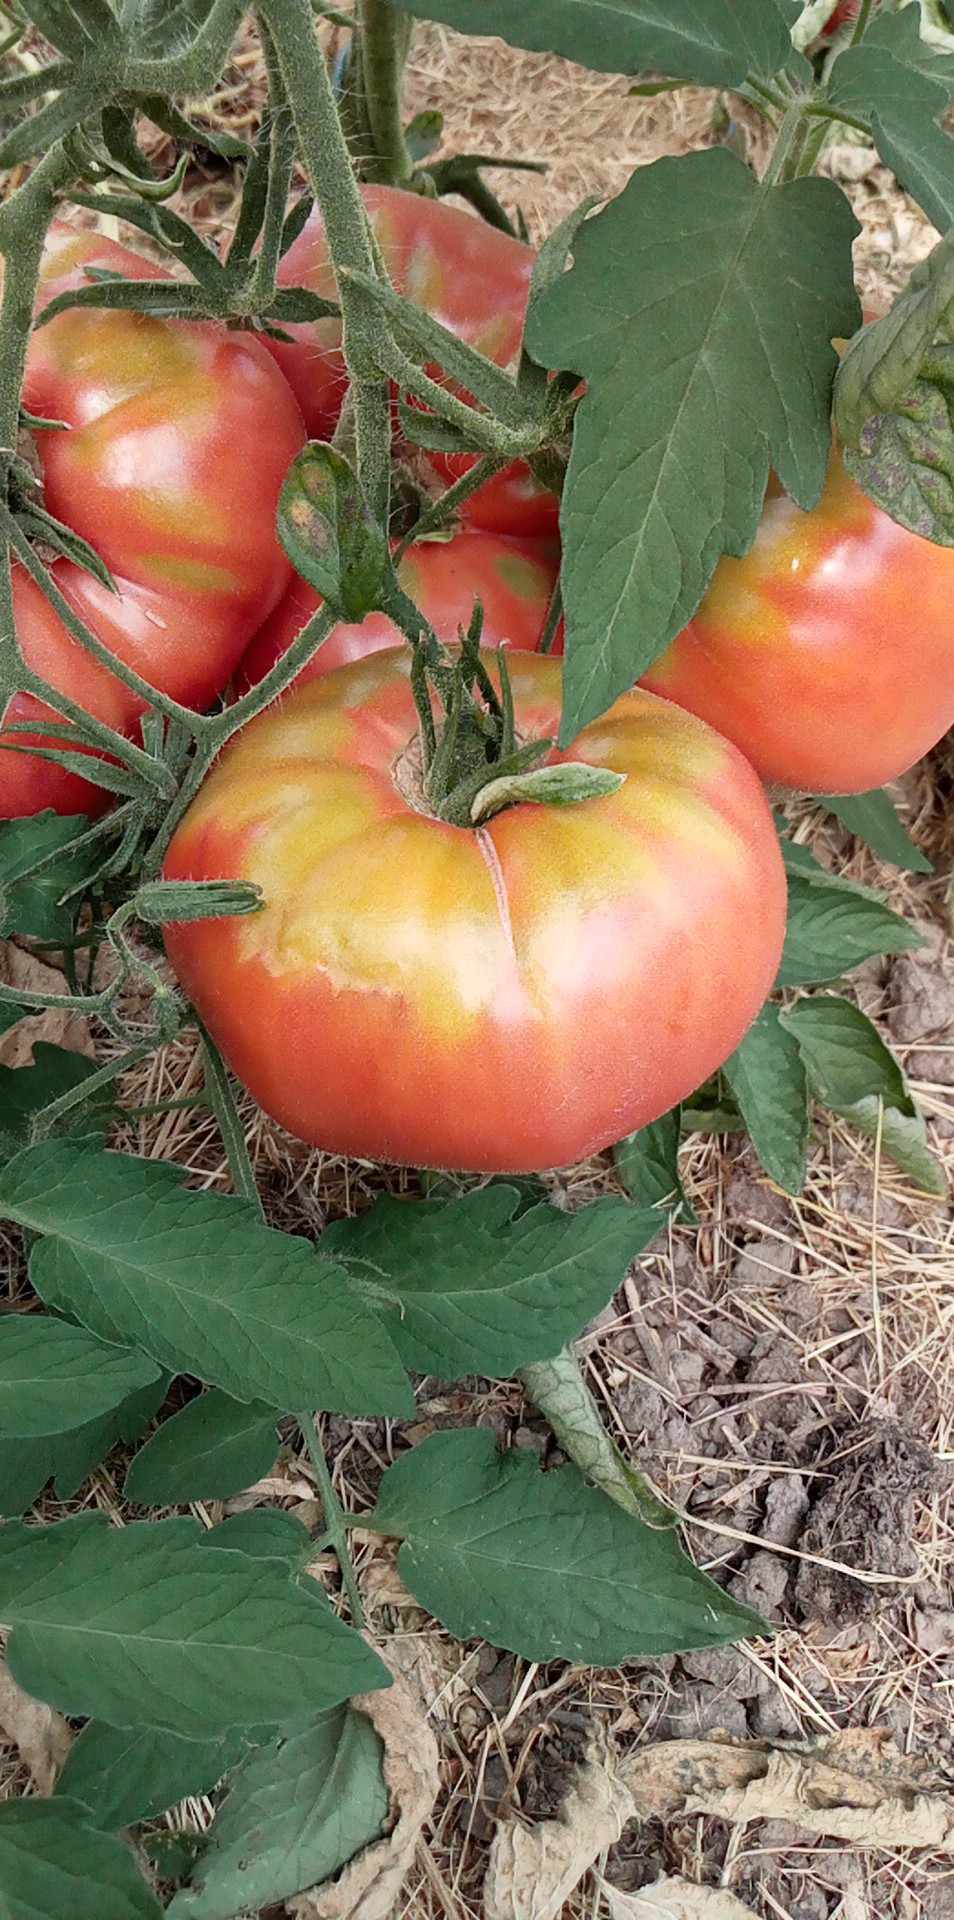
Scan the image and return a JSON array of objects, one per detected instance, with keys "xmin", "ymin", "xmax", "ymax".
[
  {"xmin": 278, "ymin": 444, "xmax": 391, "ymax": 621},
  {"xmin": 526, "ymin": 151, "xmax": 860, "ymax": 738},
  {"xmin": 125, "ymin": 1390, "xmax": 278, "ymax": 1504},
  {"xmin": 167, "ymin": 1706, "xmax": 389, "ymax": 1919},
  {"xmin": 197, "ymin": 1508, "xmax": 314, "ymax": 1566},
  {"xmin": 779, "ymin": 871, "xmax": 921, "ymax": 987},
  {"xmin": 0, "ymin": 1006, "xmax": 26, "ymax": 1041},
  {"xmin": 820, "ymin": 789, "xmax": 932, "ymax": 874},
  {"xmin": 56, "ymin": 1722, "xmax": 254, "ymax": 1831},
  {"xmin": 371, "ymin": 1429, "xmax": 763, "ymax": 1662},
  {"xmin": 0, "ymin": 1799, "xmax": 161, "ymax": 1920},
  {"xmin": 405, "ymin": 107, "xmax": 443, "ymax": 163},
  {"xmin": 828, "ymin": 9, "xmax": 954, "ymax": 232},
  {"xmin": 0, "ymin": 1045, "xmax": 107, "ymax": 1164},
  {"xmin": 723, "ymin": 1005, "xmax": 810, "ymax": 1195},
  {"xmin": 0, "ymin": 1142, "xmax": 413, "ymax": 1418},
  {"xmin": 0, "ymin": 1512, "xmax": 389, "ymax": 1735},
  {"xmin": 0, "ymin": 813, "xmax": 92, "ymax": 942},
  {"xmin": 382, "ymin": 0, "xmax": 795, "ymax": 87},
  {"xmin": 613, "ymin": 1109, "xmax": 696, "ymax": 1222},
  {"xmin": 324, "ymin": 1187, "xmax": 659, "ymax": 1377},
  {"xmin": 0, "ymin": 1375, "xmax": 169, "ymax": 1516},
  {"xmin": 780, "ymin": 994, "xmax": 945, "ymax": 1194},
  {"xmin": 0, "ymin": 1315, "xmax": 158, "ymax": 1437}
]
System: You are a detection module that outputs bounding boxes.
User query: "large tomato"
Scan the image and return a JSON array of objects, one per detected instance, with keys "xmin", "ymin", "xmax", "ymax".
[
  {"xmin": 163, "ymin": 649, "xmax": 785, "ymax": 1173},
  {"xmin": 270, "ymin": 184, "xmax": 559, "ymax": 536},
  {"xmin": 640, "ymin": 452, "xmax": 954, "ymax": 793},
  {"xmin": 2, "ymin": 223, "xmax": 305, "ymax": 818},
  {"xmin": 239, "ymin": 529, "xmax": 559, "ymax": 690}
]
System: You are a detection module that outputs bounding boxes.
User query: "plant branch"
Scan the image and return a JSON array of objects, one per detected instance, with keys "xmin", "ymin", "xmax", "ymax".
[
  {"xmin": 355, "ymin": 0, "xmax": 415, "ymax": 185},
  {"xmin": 298, "ymin": 1411, "xmax": 367, "ymax": 1626}
]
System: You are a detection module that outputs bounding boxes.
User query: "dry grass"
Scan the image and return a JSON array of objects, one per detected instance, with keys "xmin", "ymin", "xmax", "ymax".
[{"xmin": 3, "ymin": 15, "xmax": 954, "ymax": 1920}]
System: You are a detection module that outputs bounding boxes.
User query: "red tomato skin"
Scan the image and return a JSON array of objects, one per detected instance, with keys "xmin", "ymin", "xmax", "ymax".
[
  {"xmin": 3, "ymin": 224, "xmax": 306, "ymax": 818},
  {"xmin": 640, "ymin": 452, "xmax": 954, "ymax": 794},
  {"xmin": 270, "ymin": 184, "xmax": 558, "ymax": 534},
  {"xmin": 239, "ymin": 530, "xmax": 560, "ymax": 690},
  {"xmin": 163, "ymin": 649, "xmax": 786, "ymax": 1174}
]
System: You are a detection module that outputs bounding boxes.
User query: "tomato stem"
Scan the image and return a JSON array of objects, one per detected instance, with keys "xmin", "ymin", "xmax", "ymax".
[{"xmin": 356, "ymin": 0, "xmax": 416, "ymax": 187}]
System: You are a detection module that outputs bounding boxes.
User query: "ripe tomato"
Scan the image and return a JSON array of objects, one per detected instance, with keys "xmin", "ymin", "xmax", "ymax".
[
  {"xmin": 163, "ymin": 649, "xmax": 785, "ymax": 1173},
  {"xmin": 239, "ymin": 529, "xmax": 559, "ymax": 690},
  {"xmin": 640, "ymin": 452, "xmax": 954, "ymax": 793},
  {"xmin": 270, "ymin": 184, "xmax": 558, "ymax": 536},
  {"xmin": 2, "ymin": 223, "xmax": 305, "ymax": 818}
]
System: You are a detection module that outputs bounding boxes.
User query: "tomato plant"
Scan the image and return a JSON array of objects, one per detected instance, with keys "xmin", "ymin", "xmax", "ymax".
[
  {"xmin": 0, "ymin": 2, "xmax": 951, "ymax": 1912},
  {"xmin": 164, "ymin": 648, "xmax": 786, "ymax": 1172},
  {"xmin": 239, "ymin": 527, "xmax": 559, "ymax": 687},
  {"xmin": 2, "ymin": 226, "xmax": 305, "ymax": 818},
  {"xmin": 270, "ymin": 182, "xmax": 559, "ymax": 534}
]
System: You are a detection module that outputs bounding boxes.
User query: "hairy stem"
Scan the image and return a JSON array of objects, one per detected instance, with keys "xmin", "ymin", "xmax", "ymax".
[
  {"xmin": 298, "ymin": 1412, "xmax": 367, "ymax": 1626},
  {"xmin": 356, "ymin": 0, "xmax": 415, "ymax": 185}
]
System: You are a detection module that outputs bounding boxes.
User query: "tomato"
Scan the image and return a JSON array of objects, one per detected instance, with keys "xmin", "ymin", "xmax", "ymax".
[
  {"xmin": 163, "ymin": 648, "xmax": 785, "ymax": 1173},
  {"xmin": 2, "ymin": 223, "xmax": 305, "ymax": 818},
  {"xmin": 270, "ymin": 184, "xmax": 558, "ymax": 535},
  {"xmin": 640, "ymin": 451, "xmax": 954, "ymax": 793},
  {"xmin": 239, "ymin": 529, "xmax": 559, "ymax": 690}
]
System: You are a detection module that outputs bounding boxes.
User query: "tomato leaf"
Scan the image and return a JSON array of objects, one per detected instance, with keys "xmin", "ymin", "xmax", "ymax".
[
  {"xmin": 124, "ymin": 1390, "xmax": 278, "ymax": 1505},
  {"xmin": 780, "ymin": 994, "xmax": 945, "ymax": 1194},
  {"xmin": 18, "ymin": 0, "xmax": 120, "ymax": 56},
  {"xmin": 382, "ymin": 0, "xmax": 796, "ymax": 87},
  {"xmin": 0, "ymin": 1045, "xmax": 108, "ymax": 1164},
  {"xmin": 526, "ymin": 151, "xmax": 861, "ymax": 739},
  {"xmin": 827, "ymin": 9, "xmax": 954, "ymax": 232},
  {"xmin": 723, "ymin": 1005, "xmax": 810, "ymax": 1196},
  {"xmin": 197, "ymin": 1507, "xmax": 315, "ymax": 1566},
  {"xmin": 56, "ymin": 1722, "xmax": 255, "ymax": 1832},
  {"xmin": 0, "ymin": 1511, "xmax": 389, "ymax": 1735},
  {"xmin": 778, "ymin": 870, "xmax": 921, "ymax": 987},
  {"xmin": 324, "ymin": 1186, "xmax": 660, "ymax": 1378},
  {"xmin": 166, "ymin": 1706, "xmax": 389, "ymax": 1920},
  {"xmin": 818, "ymin": 790, "xmax": 933, "ymax": 874},
  {"xmin": 612, "ymin": 1110, "xmax": 696, "ymax": 1223},
  {"xmin": 370, "ymin": 1428, "xmax": 764, "ymax": 1662},
  {"xmin": 0, "ymin": 813, "xmax": 94, "ymax": 943},
  {"xmin": 278, "ymin": 443, "xmax": 391, "ymax": 621},
  {"xmin": 0, "ymin": 1800, "xmax": 161, "ymax": 1920},
  {"xmin": 0, "ymin": 1374, "xmax": 169, "ymax": 1517},
  {"xmin": 0, "ymin": 1142, "xmax": 414, "ymax": 1418},
  {"xmin": 0, "ymin": 1316, "xmax": 159, "ymax": 1438}
]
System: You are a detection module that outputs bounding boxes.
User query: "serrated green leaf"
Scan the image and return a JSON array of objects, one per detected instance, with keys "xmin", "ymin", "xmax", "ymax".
[
  {"xmin": 371, "ymin": 1429, "xmax": 763, "ymax": 1662},
  {"xmin": 828, "ymin": 9, "xmax": 954, "ymax": 230},
  {"xmin": 0, "ymin": 1142, "xmax": 413, "ymax": 1418},
  {"xmin": 125, "ymin": 1390, "xmax": 277, "ymax": 1505},
  {"xmin": 197, "ymin": 1508, "xmax": 314, "ymax": 1566},
  {"xmin": 819, "ymin": 789, "xmax": 933, "ymax": 873},
  {"xmin": 382, "ymin": 0, "xmax": 794, "ymax": 86},
  {"xmin": 0, "ymin": 1045, "xmax": 107, "ymax": 1164},
  {"xmin": 0, "ymin": 813, "xmax": 92, "ymax": 943},
  {"xmin": 723, "ymin": 1005, "xmax": 810, "ymax": 1195},
  {"xmin": 278, "ymin": 444, "xmax": 391, "ymax": 621},
  {"xmin": 526, "ymin": 150, "xmax": 861, "ymax": 738},
  {"xmin": 0, "ymin": 1315, "xmax": 158, "ymax": 1437},
  {"xmin": 324, "ymin": 1187, "xmax": 658, "ymax": 1378},
  {"xmin": 613, "ymin": 1109, "xmax": 696, "ymax": 1222},
  {"xmin": 0, "ymin": 1799, "xmax": 161, "ymax": 1920},
  {"xmin": 167, "ymin": 1705, "xmax": 389, "ymax": 1919},
  {"xmin": 780, "ymin": 994, "xmax": 945, "ymax": 1194},
  {"xmin": 56, "ymin": 1722, "xmax": 254, "ymax": 1831},
  {"xmin": 778, "ymin": 872, "xmax": 921, "ymax": 987},
  {"xmin": 0, "ymin": 1511, "xmax": 389, "ymax": 1735}
]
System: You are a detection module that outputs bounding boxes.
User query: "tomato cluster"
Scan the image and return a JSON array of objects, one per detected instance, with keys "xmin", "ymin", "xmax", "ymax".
[{"xmin": 8, "ymin": 193, "xmax": 954, "ymax": 1171}]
